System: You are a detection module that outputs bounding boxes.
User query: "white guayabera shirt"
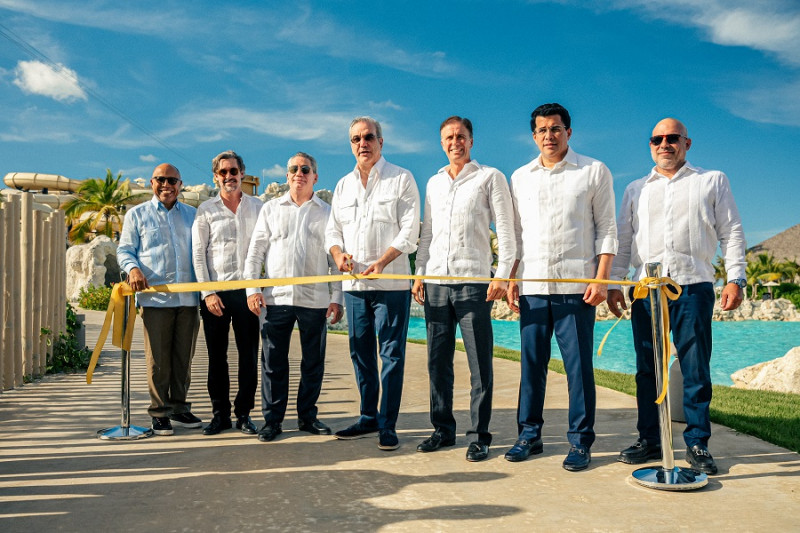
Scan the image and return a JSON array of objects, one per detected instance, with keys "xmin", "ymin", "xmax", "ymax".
[
  {"xmin": 416, "ymin": 160, "xmax": 516, "ymax": 283},
  {"xmin": 510, "ymin": 147, "xmax": 618, "ymax": 295},
  {"xmin": 325, "ymin": 157, "xmax": 420, "ymax": 292},
  {"xmin": 192, "ymin": 193, "xmax": 264, "ymax": 299},
  {"xmin": 244, "ymin": 192, "xmax": 342, "ymax": 309},
  {"xmin": 611, "ymin": 162, "xmax": 746, "ymax": 286}
]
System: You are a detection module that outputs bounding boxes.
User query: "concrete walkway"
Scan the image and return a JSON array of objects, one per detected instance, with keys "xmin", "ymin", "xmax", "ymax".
[{"xmin": 0, "ymin": 309, "xmax": 797, "ymax": 532}]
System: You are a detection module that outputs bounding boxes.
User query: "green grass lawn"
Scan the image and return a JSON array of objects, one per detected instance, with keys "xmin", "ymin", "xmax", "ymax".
[{"xmin": 403, "ymin": 336, "xmax": 800, "ymax": 453}]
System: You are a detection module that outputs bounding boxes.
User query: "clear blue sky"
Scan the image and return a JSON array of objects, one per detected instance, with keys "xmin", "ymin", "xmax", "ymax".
[{"xmin": 1, "ymin": 1, "xmax": 798, "ymax": 247}]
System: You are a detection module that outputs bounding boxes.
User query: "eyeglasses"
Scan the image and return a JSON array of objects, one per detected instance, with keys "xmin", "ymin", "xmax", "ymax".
[
  {"xmin": 649, "ymin": 134, "xmax": 685, "ymax": 145},
  {"xmin": 288, "ymin": 165, "xmax": 312, "ymax": 175},
  {"xmin": 533, "ymin": 126, "xmax": 567, "ymax": 136},
  {"xmin": 153, "ymin": 176, "xmax": 180, "ymax": 185},
  {"xmin": 217, "ymin": 167, "xmax": 240, "ymax": 177},
  {"xmin": 350, "ymin": 133, "xmax": 377, "ymax": 144}
]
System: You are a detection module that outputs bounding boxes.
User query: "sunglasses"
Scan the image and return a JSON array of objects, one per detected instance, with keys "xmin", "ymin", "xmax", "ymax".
[
  {"xmin": 350, "ymin": 133, "xmax": 377, "ymax": 144},
  {"xmin": 533, "ymin": 125, "xmax": 567, "ymax": 136},
  {"xmin": 217, "ymin": 167, "xmax": 241, "ymax": 177},
  {"xmin": 288, "ymin": 165, "xmax": 312, "ymax": 175},
  {"xmin": 153, "ymin": 176, "xmax": 180, "ymax": 185},
  {"xmin": 649, "ymin": 134, "xmax": 684, "ymax": 145}
]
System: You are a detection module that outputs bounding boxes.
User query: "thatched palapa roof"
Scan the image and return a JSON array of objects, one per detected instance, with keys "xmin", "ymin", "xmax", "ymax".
[{"xmin": 748, "ymin": 224, "xmax": 800, "ymax": 262}]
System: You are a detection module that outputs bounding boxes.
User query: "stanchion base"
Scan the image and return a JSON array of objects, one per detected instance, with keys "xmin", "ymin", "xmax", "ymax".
[
  {"xmin": 631, "ymin": 466, "xmax": 708, "ymax": 491},
  {"xmin": 97, "ymin": 425, "xmax": 154, "ymax": 441}
]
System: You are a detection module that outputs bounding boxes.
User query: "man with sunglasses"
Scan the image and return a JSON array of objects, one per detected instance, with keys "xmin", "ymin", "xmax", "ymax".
[
  {"xmin": 192, "ymin": 150, "xmax": 263, "ymax": 436},
  {"xmin": 412, "ymin": 116, "xmax": 515, "ymax": 462},
  {"xmin": 505, "ymin": 103, "xmax": 618, "ymax": 471},
  {"xmin": 117, "ymin": 163, "xmax": 201, "ymax": 436},
  {"xmin": 244, "ymin": 152, "xmax": 343, "ymax": 442},
  {"xmin": 608, "ymin": 118, "xmax": 746, "ymax": 475},
  {"xmin": 325, "ymin": 116, "xmax": 420, "ymax": 451}
]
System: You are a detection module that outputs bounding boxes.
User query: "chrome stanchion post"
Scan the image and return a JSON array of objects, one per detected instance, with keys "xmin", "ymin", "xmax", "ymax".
[
  {"xmin": 631, "ymin": 262, "xmax": 707, "ymax": 490},
  {"xmin": 97, "ymin": 281, "xmax": 154, "ymax": 441}
]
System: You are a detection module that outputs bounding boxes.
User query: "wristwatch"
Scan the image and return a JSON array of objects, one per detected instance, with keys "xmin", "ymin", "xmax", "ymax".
[{"xmin": 728, "ymin": 278, "xmax": 747, "ymax": 288}]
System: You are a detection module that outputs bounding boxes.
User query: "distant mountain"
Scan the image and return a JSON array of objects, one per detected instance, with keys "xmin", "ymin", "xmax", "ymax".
[{"xmin": 748, "ymin": 224, "xmax": 800, "ymax": 262}]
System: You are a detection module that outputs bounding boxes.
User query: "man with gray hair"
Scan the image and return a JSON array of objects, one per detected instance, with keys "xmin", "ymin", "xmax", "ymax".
[
  {"xmin": 325, "ymin": 117, "xmax": 420, "ymax": 451},
  {"xmin": 192, "ymin": 150, "xmax": 263, "ymax": 436},
  {"xmin": 244, "ymin": 152, "xmax": 343, "ymax": 442}
]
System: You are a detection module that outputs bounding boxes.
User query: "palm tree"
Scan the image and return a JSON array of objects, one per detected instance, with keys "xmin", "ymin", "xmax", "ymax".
[
  {"xmin": 63, "ymin": 169, "xmax": 134, "ymax": 243},
  {"xmin": 713, "ymin": 256, "xmax": 727, "ymax": 285}
]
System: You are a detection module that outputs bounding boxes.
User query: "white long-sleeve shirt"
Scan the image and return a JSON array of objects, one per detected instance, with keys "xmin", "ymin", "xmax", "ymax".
[
  {"xmin": 243, "ymin": 192, "xmax": 342, "ymax": 308},
  {"xmin": 611, "ymin": 162, "xmax": 746, "ymax": 286},
  {"xmin": 192, "ymin": 193, "xmax": 263, "ymax": 298},
  {"xmin": 416, "ymin": 160, "xmax": 515, "ymax": 282},
  {"xmin": 324, "ymin": 157, "xmax": 420, "ymax": 292},
  {"xmin": 510, "ymin": 148, "xmax": 618, "ymax": 295}
]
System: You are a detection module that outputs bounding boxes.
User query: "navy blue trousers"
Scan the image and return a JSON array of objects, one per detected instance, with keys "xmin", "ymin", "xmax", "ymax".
[
  {"xmin": 260, "ymin": 305, "xmax": 328, "ymax": 425},
  {"xmin": 344, "ymin": 290, "xmax": 411, "ymax": 431},
  {"xmin": 517, "ymin": 294, "xmax": 596, "ymax": 447},
  {"xmin": 630, "ymin": 282, "xmax": 715, "ymax": 447}
]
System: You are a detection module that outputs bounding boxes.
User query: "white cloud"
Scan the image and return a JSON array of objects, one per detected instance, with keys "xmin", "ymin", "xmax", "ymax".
[
  {"xmin": 720, "ymin": 77, "xmax": 800, "ymax": 126},
  {"xmin": 12, "ymin": 60, "xmax": 87, "ymax": 102},
  {"xmin": 139, "ymin": 154, "xmax": 157, "ymax": 162},
  {"xmin": 610, "ymin": 0, "xmax": 800, "ymax": 66},
  {"xmin": 261, "ymin": 164, "xmax": 285, "ymax": 179}
]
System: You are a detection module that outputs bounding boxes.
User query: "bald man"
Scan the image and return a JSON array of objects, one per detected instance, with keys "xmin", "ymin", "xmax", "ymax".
[
  {"xmin": 608, "ymin": 118, "xmax": 746, "ymax": 474},
  {"xmin": 117, "ymin": 163, "xmax": 202, "ymax": 436}
]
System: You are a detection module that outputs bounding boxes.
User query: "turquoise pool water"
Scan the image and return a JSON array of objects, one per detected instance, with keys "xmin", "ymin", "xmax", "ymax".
[{"xmin": 406, "ymin": 318, "xmax": 800, "ymax": 386}]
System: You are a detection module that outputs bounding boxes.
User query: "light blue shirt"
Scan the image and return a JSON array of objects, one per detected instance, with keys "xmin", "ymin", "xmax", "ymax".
[{"xmin": 117, "ymin": 196, "xmax": 199, "ymax": 308}]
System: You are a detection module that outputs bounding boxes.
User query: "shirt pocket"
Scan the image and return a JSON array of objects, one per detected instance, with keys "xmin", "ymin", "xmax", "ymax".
[
  {"xmin": 373, "ymin": 195, "xmax": 396, "ymax": 224},
  {"xmin": 338, "ymin": 199, "xmax": 358, "ymax": 225}
]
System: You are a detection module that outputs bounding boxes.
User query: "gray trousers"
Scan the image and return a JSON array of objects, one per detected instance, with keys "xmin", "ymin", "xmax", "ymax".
[
  {"xmin": 141, "ymin": 306, "xmax": 200, "ymax": 417},
  {"xmin": 424, "ymin": 283, "xmax": 494, "ymax": 444}
]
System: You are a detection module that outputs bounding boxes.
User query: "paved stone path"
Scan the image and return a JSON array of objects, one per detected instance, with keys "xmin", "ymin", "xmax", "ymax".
[{"xmin": 0, "ymin": 308, "xmax": 797, "ymax": 532}]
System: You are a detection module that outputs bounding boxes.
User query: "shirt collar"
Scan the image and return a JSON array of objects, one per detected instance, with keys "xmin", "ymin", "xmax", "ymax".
[
  {"xmin": 149, "ymin": 195, "xmax": 183, "ymax": 211},
  {"xmin": 278, "ymin": 190, "xmax": 325, "ymax": 208},
  {"xmin": 437, "ymin": 159, "xmax": 480, "ymax": 179},
  {"xmin": 352, "ymin": 156, "xmax": 387, "ymax": 181},
  {"xmin": 647, "ymin": 160, "xmax": 697, "ymax": 183},
  {"xmin": 529, "ymin": 147, "xmax": 577, "ymax": 171}
]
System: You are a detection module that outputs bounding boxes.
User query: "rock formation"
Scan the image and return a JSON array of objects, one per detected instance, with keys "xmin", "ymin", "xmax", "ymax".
[
  {"xmin": 731, "ymin": 347, "xmax": 800, "ymax": 395},
  {"xmin": 65, "ymin": 236, "xmax": 119, "ymax": 301}
]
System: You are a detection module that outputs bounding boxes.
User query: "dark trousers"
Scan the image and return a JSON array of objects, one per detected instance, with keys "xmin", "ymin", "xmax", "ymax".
[
  {"xmin": 260, "ymin": 305, "xmax": 328, "ymax": 424},
  {"xmin": 518, "ymin": 294, "xmax": 596, "ymax": 447},
  {"xmin": 200, "ymin": 289, "xmax": 259, "ymax": 419},
  {"xmin": 630, "ymin": 282, "xmax": 715, "ymax": 448},
  {"xmin": 141, "ymin": 306, "xmax": 199, "ymax": 417},
  {"xmin": 424, "ymin": 283, "xmax": 494, "ymax": 444},
  {"xmin": 344, "ymin": 290, "xmax": 411, "ymax": 430}
]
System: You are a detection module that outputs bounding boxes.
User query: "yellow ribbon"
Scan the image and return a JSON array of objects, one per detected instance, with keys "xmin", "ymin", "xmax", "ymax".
[{"xmin": 86, "ymin": 273, "xmax": 674, "ymax": 404}]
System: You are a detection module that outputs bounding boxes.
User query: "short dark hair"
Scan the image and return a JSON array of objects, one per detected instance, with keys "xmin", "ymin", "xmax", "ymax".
[
  {"xmin": 530, "ymin": 103, "xmax": 571, "ymax": 131},
  {"xmin": 212, "ymin": 150, "xmax": 245, "ymax": 174},
  {"xmin": 439, "ymin": 116, "xmax": 473, "ymax": 138}
]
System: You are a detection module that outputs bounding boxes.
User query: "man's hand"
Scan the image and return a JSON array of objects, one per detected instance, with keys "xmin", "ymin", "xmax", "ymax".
[
  {"xmin": 506, "ymin": 281, "xmax": 520, "ymax": 313},
  {"xmin": 607, "ymin": 289, "xmax": 627, "ymax": 318},
  {"xmin": 411, "ymin": 279, "xmax": 425, "ymax": 305},
  {"xmin": 247, "ymin": 293, "xmax": 265, "ymax": 316},
  {"xmin": 127, "ymin": 267, "xmax": 149, "ymax": 292},
  {"xmin": 720, "ymin": 283, "xmax": 744, "ymax": 311},
  {"xmin": 331, "ymin": 247, "xmax": 353, "ymax": 273},
  {"xmin": 204, "ymin": 293, "xmax": 225, "ymax": 317},
  {"xmin": 327, "ymin": 303, "xmax": 343, "ymax": 324},
  {"xmin": 361, "ymin": 259, "xmax": 386, "ymax": 276},
  {"xmin": 487, "ymin": 280, "xmax": 508, "ymax": 301},
  {"xmin": 583, "ymin": 282, "xmax": 608, "ymax": 307}
]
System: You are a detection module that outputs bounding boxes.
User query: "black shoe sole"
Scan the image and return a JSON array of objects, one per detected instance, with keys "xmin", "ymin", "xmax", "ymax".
[
  {"xmin": 504, "ymin": 446, "xmax": 543, "ymax": 462},
  {"xmin": 685, "ymin": 454, "xmax": 718, "ymax": 475},
  {"xmin": 617, "ymin": 451, "xmax": 662, "ymax": 464},
  {"xmin": 334, "ymin": 430, "xmax": 378, "ymax": 440}
]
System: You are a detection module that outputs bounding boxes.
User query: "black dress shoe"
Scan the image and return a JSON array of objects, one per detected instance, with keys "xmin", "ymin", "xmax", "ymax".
[
  {"xmin": 334, "ymin": 420, "xmax": 379, "ymax": 440},
  {"xmin": 257, "ymin": 423, "xmax": 282, "ymax": 442},
  {"xmin": 203, "ymin": 416, "xmax": 232, "ymax": 435},
  {"xmin": 618, "ymin": 438, "xmax": 662, "ymax": 464},
  {"xmin": 686, "ymin": 444, "xmax": 718, "ymax": 475},
  {"xmin": 298, "ymin": 419, "xmax": 332, "ymax": 435},
  {"xmin": 504, "ymin": 438, "xmax": 543, "ymax": 462},
  {"xmin": 563, "ymin": 444, "xmax": 591, "ymax": 471},
  {"xmin": 466, "ymin": 441, "xmax": 489, "ymax": 462},
  {"xmin": 236, "ymin": 415, "xmax": 257, "ymax": 435},
  {"xmin": 417, "ymin": 431, "xmax": 456, "ymax": 452}
]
